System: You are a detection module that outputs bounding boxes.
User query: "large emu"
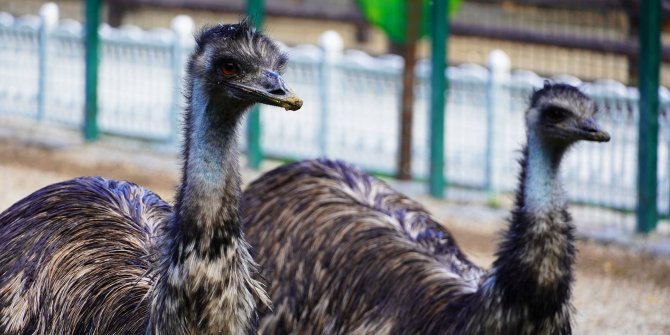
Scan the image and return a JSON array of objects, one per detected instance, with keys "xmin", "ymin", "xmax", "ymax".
[
  {"xmin": 0, "ymin": 20, "xmax": 302, "ymax": 334},
  {"xmin": 242, "ymin": 83, "xmax": 609, "ymax": 334}
]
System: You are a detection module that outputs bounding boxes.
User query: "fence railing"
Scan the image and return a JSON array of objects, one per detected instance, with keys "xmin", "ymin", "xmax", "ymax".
[{"xmin": 1, "ymin": 7, "xmax": 669, "ymax": 233}]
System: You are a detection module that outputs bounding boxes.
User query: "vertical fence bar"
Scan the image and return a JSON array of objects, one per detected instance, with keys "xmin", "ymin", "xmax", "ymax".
[
  {"xmin": 318, "ymin": 31, "xmax": 343, "ymax": 157},
  {"xmin": 38, "ymin": 3, "xmax": 58, "ymax": 122},
  {"xmin": 429, "ymin": 0, "xmax": 448, "ymax": 198},
  {"xmin": 84, "ymin": 0, "xmax": 101, "ymax": 141},
  {"xmin": 170, "ymin": 15, "xmax": 194, "ymax": 146},
  {"xmin": 485, "ymin": 50, "xmax": 510, "ymax": 199},
  {"xmin": 636, "ymin": 0, "xmax": 661, "ymax": 233},
  {"xmin": 246, "ymin": 0, "xmax": 264, "ymax": 169}
]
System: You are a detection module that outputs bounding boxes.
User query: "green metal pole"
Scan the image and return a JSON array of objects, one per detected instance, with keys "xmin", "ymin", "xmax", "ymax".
[
  {"xmin": 636, "ymin": 0, "xmax": 661, "ymax": 233},
  {"xmin": 246, "ymin": 0, "xmax": 264, "ymax": 169},
  {"xmin": 84, "ymin": 0, "xmax": 101, "ymax": 141},
  {"xmin": 429, "ymin": 0, "xmax": 448, "ymax": 198}
]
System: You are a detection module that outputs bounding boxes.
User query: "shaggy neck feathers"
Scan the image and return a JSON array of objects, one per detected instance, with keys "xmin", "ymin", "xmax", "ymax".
[
  {"xmin": 149, "ymin": 76, "xmax": 259, "ymax": 334},
  {"xmin": 522, "ymin": 130, "xmax": 567, "ymax": 214},
  {"xmin": 480, "ymin": 128, "xmax": 574, "ymax": 333},
  {"xmin": 176, "ymin": 78, "xmax": 245, "ymax": 250}
]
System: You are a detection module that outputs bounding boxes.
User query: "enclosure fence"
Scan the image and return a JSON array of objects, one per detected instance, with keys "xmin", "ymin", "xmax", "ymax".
[{"xmin": 1, "ymin": 8, "xmax": 669, "ymax": 234}]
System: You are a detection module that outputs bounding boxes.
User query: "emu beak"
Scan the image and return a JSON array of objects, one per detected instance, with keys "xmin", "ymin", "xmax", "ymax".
[
  {"xmin": 577, "ymin": 117, "xmax": 610, "ymax": 142},
  {"xmin": 227, "ymin": 70, "xmax": 303, "ymax": 111}
]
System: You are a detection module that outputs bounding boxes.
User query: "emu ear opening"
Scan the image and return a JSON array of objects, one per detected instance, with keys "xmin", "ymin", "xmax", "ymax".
[
  {"xmin": 238, "ymin": 17, "xmax": 259, "ymax": 31},
  {"xmin": 233, "ymin": 18, "xmax": 255, "ymax": 40}
]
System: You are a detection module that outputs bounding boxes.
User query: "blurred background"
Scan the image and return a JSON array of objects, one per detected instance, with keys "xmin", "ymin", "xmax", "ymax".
[{"xmin": 0, "ymin": 0, "xmax": 669, "ymax": 333}]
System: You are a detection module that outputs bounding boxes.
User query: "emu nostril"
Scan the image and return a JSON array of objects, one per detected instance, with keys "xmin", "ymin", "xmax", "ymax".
[
  {"xmin": 581, "ymin": 118, "xmax": 600, "ymax": 132},
  {"xmin": 269, "ymin": 88, "xmax": 286, "ymax": 96}
]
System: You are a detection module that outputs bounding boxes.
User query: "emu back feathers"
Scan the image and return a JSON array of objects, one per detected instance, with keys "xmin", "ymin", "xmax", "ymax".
[
  {"xmin": 0, "ymin": 177, "xmax": 170, "ymax": 334},
  {"xmin": 241, "ymin": 159, "xmax": 485, "ymax": 334}
]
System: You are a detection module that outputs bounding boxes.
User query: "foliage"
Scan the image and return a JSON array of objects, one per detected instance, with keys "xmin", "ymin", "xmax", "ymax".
[{"xmin": 356, "ymin": 0, "xmax": 462, "ymax": 43}]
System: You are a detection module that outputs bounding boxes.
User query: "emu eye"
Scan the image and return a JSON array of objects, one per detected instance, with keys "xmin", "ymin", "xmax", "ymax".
[
  {"xmin": 544, "ymin": 106, "xmax": 570, "ymax": 122},
  {"xmin": 221, "ymin": 62, "xmax": 238, "ymax": 76}
]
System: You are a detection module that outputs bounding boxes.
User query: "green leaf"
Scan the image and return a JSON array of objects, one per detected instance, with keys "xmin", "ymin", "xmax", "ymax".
[{"xmin": 356, "ymin": 0, "xmax": 462, "ymax": 43}]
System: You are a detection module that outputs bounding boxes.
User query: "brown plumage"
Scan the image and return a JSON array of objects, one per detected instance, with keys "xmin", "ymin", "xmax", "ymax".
[
  {"xmin": 0, "ymin": 20, "xmax": 302, "ymax": 334},
  {"xmin": 242, "ymin": 83, "xmax": 610, "ymax": 334}
]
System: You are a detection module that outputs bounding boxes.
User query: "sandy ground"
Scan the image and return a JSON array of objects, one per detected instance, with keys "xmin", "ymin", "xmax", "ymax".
[{"xmin": 0, "ymin": 122, "xmax": 669, "ymax": 334}]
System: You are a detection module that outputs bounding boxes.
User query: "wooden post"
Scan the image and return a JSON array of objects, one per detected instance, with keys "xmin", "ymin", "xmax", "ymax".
[{"xmin": 397, "ymin": 0, "xmax": 422, "ymax": 180}]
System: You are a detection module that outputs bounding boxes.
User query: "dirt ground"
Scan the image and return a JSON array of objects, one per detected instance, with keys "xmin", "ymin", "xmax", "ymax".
[{"xmin": 0, "ymin": 123, "xmax": 669, "ymax": 334}]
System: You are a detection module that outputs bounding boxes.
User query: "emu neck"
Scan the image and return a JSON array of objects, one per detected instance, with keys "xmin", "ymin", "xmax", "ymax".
[
  {"xmin": 479, "ymin": 129, "xmax": 575, "ymax": 332},
  {"xmin": 522, "ymin": 130, "xmax": 567, "ymax": 214},
  {"xmin": 175, "ymin": 78, "xmax": 245, "ymax": 245},
  {"xmin": 150, "ymin": 79, "xmax": 255, "ymax": 333}
]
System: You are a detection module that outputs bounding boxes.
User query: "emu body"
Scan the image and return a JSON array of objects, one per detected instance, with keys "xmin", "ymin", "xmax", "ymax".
[
  {"xmin": 0, "ymin": 178, "xmax": 167, "ymax": 334},
  {"xmin": 0, "ymin": 20, "xmax": 301, "ymax": 335},
  {"xmin": 242, "ymin": 83, "xmax": 609, "ymax": 334}
]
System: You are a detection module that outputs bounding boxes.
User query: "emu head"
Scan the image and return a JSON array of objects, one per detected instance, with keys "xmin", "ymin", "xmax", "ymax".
[
  {"xmin": 189, "ymin": 19, "xmax": 303, "ymax": 112},
  {"xmin": 526, "ymin": 82, "xmax": 610, "ymax": 148}
]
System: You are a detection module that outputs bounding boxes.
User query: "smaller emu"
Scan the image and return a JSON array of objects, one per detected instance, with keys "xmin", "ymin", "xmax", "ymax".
[
  {"xmin": 242, "ymin": 83, "xmax": 610, "ymax": 334},
  {"xmin": 0, "ymin": 20, "xmax": 302, "ymax": 334}
]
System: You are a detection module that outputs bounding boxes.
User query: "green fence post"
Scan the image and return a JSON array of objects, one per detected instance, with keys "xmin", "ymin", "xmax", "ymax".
[
  {"xmin": 429, "ymin": 0, "xmax": 448, "ymax": 198},
  {"xmin": 636, "ymin": 0, "xmax": 661, "ymax": 233},
  {"xmin": 84, "ymin": 0, "xmax": 101, "ymax": 141},
  {"xmin": 246, "ymin": 0, "xmax": 264, "ymax": 169}
]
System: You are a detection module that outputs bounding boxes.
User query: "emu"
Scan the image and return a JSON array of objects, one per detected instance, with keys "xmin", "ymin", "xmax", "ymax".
[
  {"xmin": 242, "ymin": 83, "xmax": 609, "ymax": 334},
  {"xmin": 0, "ymin": 20, "xmax": 302, "ymax": 335}
]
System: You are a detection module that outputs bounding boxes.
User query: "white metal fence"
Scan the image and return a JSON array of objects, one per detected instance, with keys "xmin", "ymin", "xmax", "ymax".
[{"xmin": 1, "ymin": 5, "xmax": 670, "ymax": 232}]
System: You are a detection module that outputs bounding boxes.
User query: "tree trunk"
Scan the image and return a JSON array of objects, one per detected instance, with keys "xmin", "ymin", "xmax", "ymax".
[{"xmin": 397, "ymin": 0, "xmax": 422, "ymax": 180}]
